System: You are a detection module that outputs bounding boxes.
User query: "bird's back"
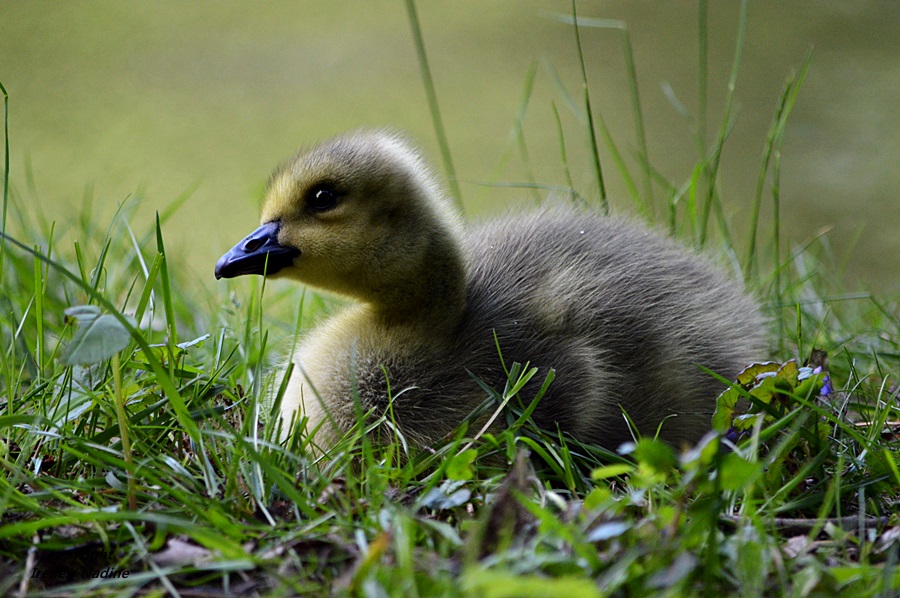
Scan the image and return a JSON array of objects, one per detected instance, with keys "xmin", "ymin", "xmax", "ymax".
[{"xmin": 441, "ymin": 206, "xmax": 766, "ymax": 448}]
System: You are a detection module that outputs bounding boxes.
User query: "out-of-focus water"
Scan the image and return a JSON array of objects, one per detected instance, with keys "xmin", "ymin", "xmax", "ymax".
[{"xmin": 1, "ymin": 1, "xmax": 896, "ymax": 293}]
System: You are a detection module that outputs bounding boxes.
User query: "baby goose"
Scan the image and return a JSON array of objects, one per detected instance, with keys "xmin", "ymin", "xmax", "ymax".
[{"xmin": 216, "ymin": 130, "xmax": 766, "ymax": 452}]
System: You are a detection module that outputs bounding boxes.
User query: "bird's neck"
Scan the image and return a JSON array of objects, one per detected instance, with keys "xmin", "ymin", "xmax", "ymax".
[{"xmin": 367, "ymin": 234, "xmax": 468, "ymax": 335}]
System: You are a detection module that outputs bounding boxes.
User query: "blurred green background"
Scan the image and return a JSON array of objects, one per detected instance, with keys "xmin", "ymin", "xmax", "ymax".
[{"xmin": 1, "ymin": 1, "xmax": 897, "ymax": 293}]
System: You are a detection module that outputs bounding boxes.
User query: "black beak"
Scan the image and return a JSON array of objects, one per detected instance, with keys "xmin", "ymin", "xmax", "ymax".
[{"xmin": 215, "ymin": 221, "xmax": 300, "ymax": 279}]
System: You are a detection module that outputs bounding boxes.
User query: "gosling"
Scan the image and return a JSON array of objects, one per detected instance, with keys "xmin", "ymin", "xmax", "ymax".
[{"xmin": 215, "ymin": 130, "xmax": 766, "ymax": 452}]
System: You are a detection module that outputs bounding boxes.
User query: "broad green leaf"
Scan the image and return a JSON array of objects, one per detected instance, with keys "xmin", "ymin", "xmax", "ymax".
[
  {"xmin": 64, "ymin": 304, "xmax": 101, "ymax": 322},
  {"xmin": 583, "ymin": 486, "xmax": 612, "ymax": 510},
  {"xmin": 446, "ymin": 449, "xmax": 478, "ymax": 481},
  {"xmin": 734, "ymin": 526, "xmax": 767, "ymax": 594},
  {"xmin": 64, "ymin": 313, "xmax": 135, "ymax": 365},
  {"xmin": 719, "ymin": 452, "xmax": 762, "ymax": 490},
  {"xmin": 734, "ymin": 362, "xmax": 781, "ymax": 386},
  {"xmin": 794, "ymin": 372, "xmax": 825, "ymax": 400},
  {"xmin": 713, "ymin": 386, "xmax": 741, "ymax": 431},
  {"xmin": 633, "ymin": 438, "xmax": 677, "ymax": 473}
]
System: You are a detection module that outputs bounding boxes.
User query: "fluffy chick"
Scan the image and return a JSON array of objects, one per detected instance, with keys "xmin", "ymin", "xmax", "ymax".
[{"xmin": 216, "ymin": 130, "xmax": 766, "ymax": 451}]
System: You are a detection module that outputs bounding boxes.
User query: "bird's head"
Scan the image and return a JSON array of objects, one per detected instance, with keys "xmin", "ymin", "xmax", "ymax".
[{"xmin": 215, "ymin": 130, "xmax": 462, "ymax": 306}]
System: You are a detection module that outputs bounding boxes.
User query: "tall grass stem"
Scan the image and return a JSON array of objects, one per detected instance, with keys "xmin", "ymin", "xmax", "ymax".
[
  {"xmin": 697, "ymin": 0, "xmax": 708, "ymax": 154},
  {"xmin": 1, "ymin": 81, "xmax": 9, "ymax": 274},
  {"xmin": 699, "ymin": 0, "xmax": 747, "ymax": 246},
  {"xmin": 111, "ymin": 352, "xmax": 136, "ymax": 510},
  {"xmin": 570, "ymin": 0, "xmax": 608, "ymax": 213},
  {"xmin": 404, "ymin": 0, "xmax": 463, "ymax": 211}
]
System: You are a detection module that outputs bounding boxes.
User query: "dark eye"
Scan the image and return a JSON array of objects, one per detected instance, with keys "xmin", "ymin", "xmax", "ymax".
[{"xmin": 307, "ymin": 185, "xmax": 341, "ymax": 212}]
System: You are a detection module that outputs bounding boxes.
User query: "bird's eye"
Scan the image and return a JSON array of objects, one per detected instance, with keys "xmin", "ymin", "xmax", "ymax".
[{"xmin": 307, "ymin": 185, "xmax": 341, "ymax": 212}]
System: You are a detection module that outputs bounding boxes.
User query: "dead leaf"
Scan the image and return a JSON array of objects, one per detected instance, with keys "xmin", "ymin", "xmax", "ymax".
[{"xmin": 473, "ymin": 449, "xmax": 538, "ymax": 559}]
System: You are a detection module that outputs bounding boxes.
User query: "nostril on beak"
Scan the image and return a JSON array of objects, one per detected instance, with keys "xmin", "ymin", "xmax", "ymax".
[{"xmin": 244, "ymin": 238, "xmax": 262, "ymax": 252}]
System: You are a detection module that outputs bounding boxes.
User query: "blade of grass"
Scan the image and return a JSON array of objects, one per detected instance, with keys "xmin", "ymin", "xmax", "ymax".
[
  {"xmin": 33, "ymin": 253, "xmax": 44, "ymax": 377},
  {"xmin": 570, "ymin": 0, "xmax": 607, "ymax": 212},
  {"xmin": 132, "ymin": 253, "xmax": 162, "ymax": 328},
  {"xmin": 0, "ymin": 81, "xmax": 8, "ymax": 274},
  {"xmin": 110, "ymin": 352, "xmax": 135, "ymax": 510},
  {"xmin": 155, "ymin": 213, "xmax": 178, "ymax": 351},
  {"xmin": 565, "ymin": 15, "xmax": 654, "ymax": 216},
  {"xmin": 697, "ymin": 0, "xmax": 708, "ymax": 154},
  {"xmin": 505, "ymin": 61, "xmax": 541, "ymax": 202},
  {"xmin": 699, "ymin": 0, "xmax": 747, "ymax": 246},
  {"xmin": 744, "ymin": 51, "xmax": 812, "ymax": 281},
  {"xmin": 550, "ymin": 102, "xmax": 580, "ymax": 204},
  {"xmin": 404, "ymin": 0, "xmax": 463, "ymax": 210}
]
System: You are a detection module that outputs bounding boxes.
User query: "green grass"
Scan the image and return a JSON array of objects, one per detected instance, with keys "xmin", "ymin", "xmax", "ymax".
[{"xmin": 2, "ymin": 4, "xmax": 899, "ymax": 596}]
